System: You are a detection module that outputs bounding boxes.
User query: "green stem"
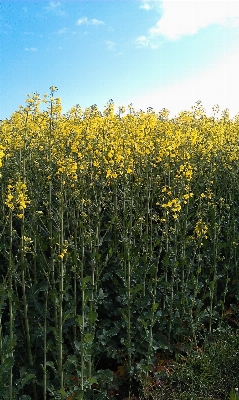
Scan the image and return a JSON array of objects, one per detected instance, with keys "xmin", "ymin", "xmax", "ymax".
[
  {"xmin": 58, "ymin": 179, "xmax": 64, "ymax": 395},
  {"xmin": 9, "ymin": 211, "xmax": 13, "ymax": 400},
  {"xmin": 80, "ymin": 217, "xmax": 85, "ymax": 393},
  {"xmin": 21, "ymin": 212, "xmax": 37, "ymax": 399},
  {"xmin": 209, "ymin": 206, "xmax": 218, "ymax": 333},
  {"xmin": 43, "ymin": 289, "xmax": 48, "ymax": 400}
]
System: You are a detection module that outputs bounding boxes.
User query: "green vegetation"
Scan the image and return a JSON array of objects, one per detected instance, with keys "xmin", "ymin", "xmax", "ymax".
[
  {"xmin": 145, "ymin": 327, "xmax": 239, "ymax": 400},
  {"xmin": 0, "ymin": 90, "xmax": 238, "ymax": 399}
]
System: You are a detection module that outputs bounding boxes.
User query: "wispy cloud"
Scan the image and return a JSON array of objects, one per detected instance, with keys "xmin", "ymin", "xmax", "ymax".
[
  {"xmin": 47, "ymin": 1, "xmax": 61, "ymax": 9},
  {"xmin": 140, "ymin": 2, "xmax": 152, "ymax": 11},
  {"xmin": 76, "ymin": 17, "xmax": 104, "ymax": 26},
  {"xmin": 137, "ymin": 0, "xmax": 239, "ymax": 45},
  {"xmin": 105, "ymin": 40, "xmax": 123, "ymax": 56},
  {"xmin": 25, "ymin": 47, "xmax": 37, "ymax": 52},
  {"xmin": 44, "ymin": 1, "xmax": 66, "ymax": 16},
  {"xmin": 135, "ymin": 35, "xmax": 159, "ymax": 49},
  {"xmin": 106, "ymin": 40, "xmax": 116, "ymax": 51},
  {"xmin": 139, "ymin": 0, "xmax": 160, "ymax": 11},
  {"xmin": 57, "ymin": 27, "xmax": 67, "ymax": 34}
]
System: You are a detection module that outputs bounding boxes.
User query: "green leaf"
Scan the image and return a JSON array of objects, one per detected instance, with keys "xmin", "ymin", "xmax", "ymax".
[
  {"xmin": 131, "ymin": 283, "xmax": 143, "ymax": 295},
  {"xmin": 96, "ymin": 368, "xmax": 113, "ymax": 383},
  {"xmin": 120, "ymin": 310, "xmax": 127, "ymax": 322},
  {"xmin": 89, "ymin": 310, "xmax": 97, "ymax": 324},
  {"xmin": 77, "ymin": 315, "xmax": 83, "ymax": 327},
  {"xmin": 84, "ymin": 333, "xmax": 94, "ymax": 343},
  {"xmin": 141, "ymin": 320, "xmax": 147, "ymax": 327},
  {"xmin": 63, "ymin": 311, "xmax": 74, "ymax": 322},
  {"xmin": 98, "ymin": 288, "xmax": 106, "ymax": 300},
  {"xmin": 163, "ymin": 256, "xmax": 169, "ymax": 267},
  {"xmin": 32, "ymin": 281, "xmax": 48, "ymax": 294},
  {"xmin": 58, "ymin": 388, "xmax": 68, "ymax": 396},
  {"xmin": 89, "ymin": 376, "xmax": 98, "ymax": 384},
  {"xmin": 74, "ymin": 340, "xmax": 81, "ymax": 351},
  {"xmin": 152, "ymin": 302, "xmax": 159, "ymax": 312},
  {"xmin": 81, "ymin": 276, "xmax": 91, "ymax": 288},
  {"xmin": 46, "ymin": 361, "xmax": 57, "ymax": 373},
  {"xmin": 0, "ymin": 356, "xmax": 14, "ymax": 373},
  {"xmin": 17, "ymin": 373, "xmax": 36, "ymax": 389}
]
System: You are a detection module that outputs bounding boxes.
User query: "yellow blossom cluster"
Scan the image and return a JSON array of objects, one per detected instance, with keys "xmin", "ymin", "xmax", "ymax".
[
  {"xmin": 0, "ymin": 93, "xmax": 239, "ymax": 226},
  {"xmin": 5, "ymin": 180, "xmax": 30, "ymax": 218},
  {"xmin": 162, "ymin": 198, "xmax": 182, "ymax": 219},
  {"xmin": 175, "ymin": 163, "xmax": 193, "ymax": 181},
  {"xmin": 194, "ymin": 220, "xmax": 209, "ymax": 241},
  {"xmin": 0, "ymin": 145, "xmax": 5, "ymax": 168},
  {"xmin": 57, "ymin": 240, "xmax": 69, "ymax": 260}
]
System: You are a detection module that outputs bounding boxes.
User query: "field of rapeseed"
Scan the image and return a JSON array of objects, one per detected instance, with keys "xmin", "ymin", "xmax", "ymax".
[{"xmin": 0, "ymin": 87, "xmax": 239, "ymax": 399}]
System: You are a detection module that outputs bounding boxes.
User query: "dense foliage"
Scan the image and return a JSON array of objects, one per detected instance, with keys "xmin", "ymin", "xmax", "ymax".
[
  {"xmin": 159, "ymin": 327, "xmax": 239, "ymax": 399},
  {"xmin": 0, "ymin": 88, "xmax": 239, "ymax": 399}
]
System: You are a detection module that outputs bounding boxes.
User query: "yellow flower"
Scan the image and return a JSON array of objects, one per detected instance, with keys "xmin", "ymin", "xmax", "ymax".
[
  {"xmin": 5, "ymin": 180, "xmax": 30, "ymax": 212},
  {"xmin": 195, "ymin": 220, "xmax": 209, "ymax": 239},
  {"xmin": 126, "ymin": 167, "xmax": 133, "ymax": 174},
  {"xmin": 106, "ymin": 169, "xmax": 112, "ymax": 179}
]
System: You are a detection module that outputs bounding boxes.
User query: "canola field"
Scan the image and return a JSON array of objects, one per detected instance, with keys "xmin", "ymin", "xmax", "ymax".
[{"xmin": 0, "ymin": 88, "xmax": 239, "ymax": 398}]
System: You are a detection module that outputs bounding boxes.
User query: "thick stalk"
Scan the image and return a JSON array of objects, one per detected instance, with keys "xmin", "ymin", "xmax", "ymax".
[
  {"xmin": 80, "ymin": 219, "xmax": 85, "ymax": 393},
  {"xmin": 58, "ymin": 179, "xmax": 64, "ymax": 395},
  {"xmin": 123, "ymin": 180, "xmax": 132, "ymax": 399},
  {"xmin": 162, "ymin": 216, "xmax": 169, "ymax": 312},
  {"xmin": 21, "ymin": 212, "xmax": 37, "ymax": 399},
  {"xmin": 20, "ymin": 133, "xmax": 37, "ymax": 398},
  {"xmin": 209, "ymin": 206, "xmax": 218, "ymax": 333},
  {"xmin": 8, "ymin": 211, "xmax": 13, "ymax": 400},
  {"xmin": 146, "ymin": 168, "xmax": 156, "ymax": 376},
  {"xmin": 43, "ymin": 289, "xmax": 48, "ymax": 400},
  {"xmin": 89, "ymin": 188, "xmax": 101, "ymax": 381},
  {"xmin": 192, "ymin": 243, "xmax": 202, "ymax": 343},
  {"xmin": 181, "ymin": 200, "xmax": 189, "ymax": 317},
  {"xmin": 73, "ymin": 206, "xmax": 80, "ymax": 345},
  {"xmin": 168, "ymin": 229, "xmax": 177, "ymax": 346}
]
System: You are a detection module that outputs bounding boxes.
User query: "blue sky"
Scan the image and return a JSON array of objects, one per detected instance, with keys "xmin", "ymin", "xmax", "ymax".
[{"xmin": 1, "ymin": 0, "xmax": 239, "ymax": 119}]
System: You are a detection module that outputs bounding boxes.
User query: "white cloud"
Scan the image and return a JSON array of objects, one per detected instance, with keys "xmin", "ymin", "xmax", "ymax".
[
  {"xmin": 58, "ymin": 28, "xmax": 67, "ymax": 34},
  {"xmin": 77, "ymin": 17, "xmax": 88, "ymax": 25},
  {"xmin": 135, "ymin": 35, "xmax": 149, "ymax": 47},
  {"xmin": 76, "ymin": 17, "xmax": 104, "ymax": 26},
  {"xmin": 135, "ymin": 35, "xmax": 159, "ymax": 49},
  {"xmin": 48, "ymin": 1, "xmax": 61, "ymax": 9},
  {"xmin": 138, "ymin": 0, "xmax": 239, "ymax": 43},
  {"xmin": 139, "ymin": 0, "xmax": 160, "ymax": 11},
  {"xmin": 128, "ymin": 45, "xmax": 239, "ymax": 118},
  {"xmin": 91, "ymin": 18, "xmax": 104, "ymax": 26},
  {"xmin": 105, "ymin": 40, "xmax": 123, "ymax": 55},
  {"xmin": 44, "ymin": 2, "xmax": 66, "ymax": 16},
  {"xmin": 25, "ymin": 47, "xmax": 37, "ymax": 51},
  {"xmin": 140, "ymin": 2, "xmax": 152, "ymax": 10},
  {"xmin": 106, "ymin": 40, "xmax": 116, "ymax": 51}
]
